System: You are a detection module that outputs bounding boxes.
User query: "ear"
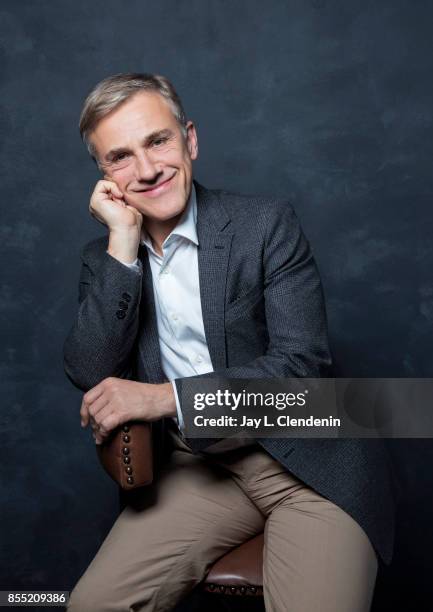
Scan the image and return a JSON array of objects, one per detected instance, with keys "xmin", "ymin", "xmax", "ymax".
[{"xmin": 185, "ymin": 121, "xmax": 198, "ymax": 160}]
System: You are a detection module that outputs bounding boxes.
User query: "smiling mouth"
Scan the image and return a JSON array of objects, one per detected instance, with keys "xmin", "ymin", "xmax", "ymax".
[{"xmin": 134, "ymin": 174, "xmax": 175, "ymax": 194}]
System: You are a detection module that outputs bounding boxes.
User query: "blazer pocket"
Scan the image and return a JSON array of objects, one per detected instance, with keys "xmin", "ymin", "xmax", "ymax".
[{"xmin": 225, "ymin": 285, "xmax": 264, "ymax": 324}]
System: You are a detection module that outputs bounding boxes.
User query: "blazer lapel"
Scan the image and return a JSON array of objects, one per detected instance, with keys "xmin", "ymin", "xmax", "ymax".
[
  {"xmin": 195, "ymin": 181, "xmax": 233, "ymax": 370},
  {"xmin": 136, "ymin": 246, "xmax": 167, "ymax": 383}
]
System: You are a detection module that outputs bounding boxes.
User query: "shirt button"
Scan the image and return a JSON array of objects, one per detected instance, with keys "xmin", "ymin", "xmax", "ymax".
[
  {"xmin": 163, "ymin": 267, "xmax": 170, "ymax": 275},
  {"xmin": 195, "ymin": 355, "xmax": 203, "ymax": 363},
  {"xmin": 172, "ymin": 313, "xmax": 178, "ymax": 321}
]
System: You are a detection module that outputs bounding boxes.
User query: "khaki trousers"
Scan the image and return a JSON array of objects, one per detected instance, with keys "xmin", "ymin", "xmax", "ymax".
[{"xmin": 67, "ymin": 424, "xmax": 378, "ymax": 612}]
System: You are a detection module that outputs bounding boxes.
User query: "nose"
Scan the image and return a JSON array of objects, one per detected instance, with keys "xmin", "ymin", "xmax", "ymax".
[{"xmin": 133, "ymin": 150, "xmax": 160, "ymax": 182}]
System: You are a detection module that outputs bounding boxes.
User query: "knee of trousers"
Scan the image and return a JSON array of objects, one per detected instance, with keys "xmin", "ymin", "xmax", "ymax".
[{"xmin": 67, "ymin": 578, "xmax": 122, "ymax": 612}]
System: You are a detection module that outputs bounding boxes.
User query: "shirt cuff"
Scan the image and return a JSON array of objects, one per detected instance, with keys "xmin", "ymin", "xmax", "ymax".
[
  {"xmin": 106, "ymin": 253, "xmax": 142, "ymax": 273},
  {"xmin": 171, "ymin": 380, "xmax": 185, "ymax": 434}
]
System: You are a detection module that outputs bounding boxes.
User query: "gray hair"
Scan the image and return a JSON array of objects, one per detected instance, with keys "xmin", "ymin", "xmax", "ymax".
[{"xmin": 79, "ymin": 72, "xmax": 188, "ymax": 160}]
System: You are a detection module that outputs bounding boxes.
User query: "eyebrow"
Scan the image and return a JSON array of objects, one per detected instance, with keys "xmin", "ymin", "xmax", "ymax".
[{"xmin": 104, "ymin": 128, "xmax": 174, "ymax": 162}]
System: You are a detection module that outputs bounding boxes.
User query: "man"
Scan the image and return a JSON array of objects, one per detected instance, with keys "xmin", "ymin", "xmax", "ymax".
[{"xmin": 64, "ymin": 73, "xmax": 396, "ymax": 611}]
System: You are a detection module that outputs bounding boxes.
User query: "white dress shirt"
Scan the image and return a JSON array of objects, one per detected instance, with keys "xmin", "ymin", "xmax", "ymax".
[{"xmin": 117, "ymin": 183, "xmax": 214, "ymax": 431}]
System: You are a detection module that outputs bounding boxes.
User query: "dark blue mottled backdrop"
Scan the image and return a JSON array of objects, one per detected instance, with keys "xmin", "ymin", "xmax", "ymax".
[{"xmin": 1, "ymin": 1, "xmax": 432, "ymax": 609}]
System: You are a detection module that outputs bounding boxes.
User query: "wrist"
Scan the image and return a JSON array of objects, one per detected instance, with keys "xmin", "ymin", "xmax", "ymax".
[
  {"xmin": 156, "ymin": 382, "xmax": 177, "ymax": 418},
  {"xmin": 108, "ymin": 228, "xmax": 140, "ymax": 264}
]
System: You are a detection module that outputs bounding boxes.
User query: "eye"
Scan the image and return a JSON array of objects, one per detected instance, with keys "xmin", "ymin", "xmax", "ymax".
[
  {"xmin": 152, "ymin": 136, "xmax": 168, "ymax": 147},
  {"xmin": 113, "ymin": 152, "xmax": 129, "ymax": 162}
]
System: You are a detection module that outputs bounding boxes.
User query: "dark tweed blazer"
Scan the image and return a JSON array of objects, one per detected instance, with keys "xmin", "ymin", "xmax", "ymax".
[{"xmin": 63, "ymin": 180, "xmax": 397, "ymax": 565}]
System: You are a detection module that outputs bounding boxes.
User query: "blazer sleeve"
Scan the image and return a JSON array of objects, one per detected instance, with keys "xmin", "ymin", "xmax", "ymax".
[
  {"xmin": 174, "ymin": 201, "xmax": 332, "ymax": 409},
  {"xmin": 63, "ymin": 240, "xmax": 143, "ymax": 391}
]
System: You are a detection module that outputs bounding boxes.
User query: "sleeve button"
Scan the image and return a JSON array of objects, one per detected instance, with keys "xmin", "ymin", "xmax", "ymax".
[
  {"xmin": 116, "ymin": 310, "xmax": 126, "ymax": 319},
  {"xmin": 118, "ymin": 300, "xmax": 129, "ymax": 310},
  {"xmin": 122, "ymin": 292, "xmax": 132, "ymax": 302}
]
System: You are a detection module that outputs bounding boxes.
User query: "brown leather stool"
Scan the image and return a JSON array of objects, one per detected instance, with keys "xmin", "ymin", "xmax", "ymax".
[
  {"xmin": 203, "ymin": 534, "xmax": 264, "ymax": 597},
  {"xmin": 112, "ymin": 423, "xmax": 265, "ymax": 601}
]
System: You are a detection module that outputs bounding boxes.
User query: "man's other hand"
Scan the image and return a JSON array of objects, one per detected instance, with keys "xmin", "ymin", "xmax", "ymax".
[{"xmin": 80, "ymin": 378, "xmax": 176, "ymax": 444}]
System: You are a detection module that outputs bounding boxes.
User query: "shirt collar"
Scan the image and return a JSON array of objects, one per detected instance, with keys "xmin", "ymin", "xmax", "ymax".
[{"xmin": 140, "ymin": 182, "xmax": 198, "ymax": 252}]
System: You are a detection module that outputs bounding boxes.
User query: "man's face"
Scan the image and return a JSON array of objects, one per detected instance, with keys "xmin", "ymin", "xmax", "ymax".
[{"xmin": 89, "ymin": 91, "xmax": 198, "ymax": 224}]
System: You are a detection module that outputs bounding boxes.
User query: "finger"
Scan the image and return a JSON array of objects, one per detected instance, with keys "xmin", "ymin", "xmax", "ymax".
[
  {"xmin": 99, "ymin": 411, "xmax": 121, "ymax": 435},
  {"xmin": 80, "ymin": 398, "xmax": 90, "ymax": 428},
  {"xmin": 81, "ymin": 384, "xmax": 106, "ymax": 426},
  {"xmin": 90, "ymin": 415, "xmax": 108, "ymax": 443},
  {"xmin": 88, "ymin": 395, "xmax": 110, "ymax": 421},
  {"xmin": 125, "ymin": 204, "xmax": 143, "ymax": 219},
  {"xmin": 95, "ymin": 432, "xmax": 106, "ymax": 445},
  {"xmin": 92, "ymin": 405, "xmax": 113, "ymax": 434},
  {"xmin": 83, "ymin": 382, "xmax": 106, "ymax": 406},
  {"xmin": 93, "ymin": 430, "xmax": 106, "ymax": 445},
  {"xmin": 111, "ymin": 195, "xmax": 126, "ymax": 206},
  {"xmin": 98, "ymin": 179, "xmax": 123, "ymax": 200}
]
